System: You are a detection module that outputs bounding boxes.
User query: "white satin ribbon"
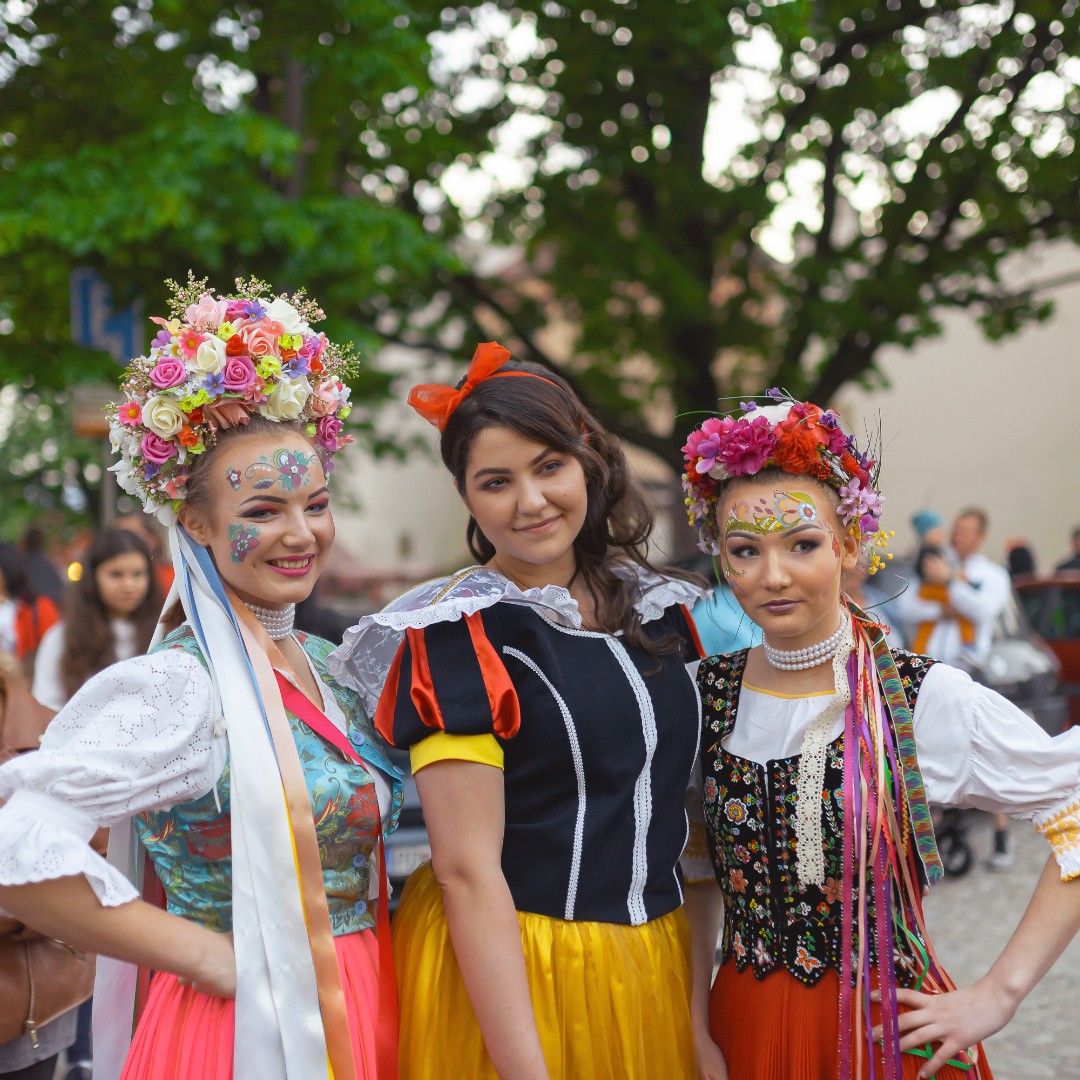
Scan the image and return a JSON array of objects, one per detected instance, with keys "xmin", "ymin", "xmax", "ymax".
[{"xmin": 91, "ymin": 525, "xmax": 331, "ymax": 1080}]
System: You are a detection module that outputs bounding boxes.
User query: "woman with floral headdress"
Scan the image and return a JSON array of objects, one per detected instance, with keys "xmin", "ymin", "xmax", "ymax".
[
  {"xmin": 330, "ymin": 343, "xmax": 709, "ymax": 1078},
  {"xmin": 0, "ymin": 277, "xmax": 402, "ymax": 1080},
  {"xmin": 680, "ymin": 394, "xmax": 1080, "ymax": 1080}
]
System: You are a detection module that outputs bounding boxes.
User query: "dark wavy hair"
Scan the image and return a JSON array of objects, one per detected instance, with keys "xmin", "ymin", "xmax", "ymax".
[
  {"xmin": 439, "ymin": 359, "xmax": 702, "ymax": 657},
  {"xmin": 60, "ymin": 529, "xmax": 163, "ymax": 701}
]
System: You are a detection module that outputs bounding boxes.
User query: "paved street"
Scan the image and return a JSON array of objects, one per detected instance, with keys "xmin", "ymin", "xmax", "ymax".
[{"xmin": 923, "ymin": 813, "xmax": 1080, "ymax": 1078}]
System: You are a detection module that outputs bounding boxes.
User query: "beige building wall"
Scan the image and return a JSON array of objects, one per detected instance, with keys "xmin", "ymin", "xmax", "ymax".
[
  {"xmin": 838, "ymin": 242, "xmax": 1080, "ymax": 571},
  {"xmin": 332, "ymin": 243, "xmax": 1080, "ymax": 586}
]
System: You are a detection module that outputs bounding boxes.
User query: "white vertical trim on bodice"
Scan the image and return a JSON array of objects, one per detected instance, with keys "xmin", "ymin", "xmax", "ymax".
[
  {"xmin": 606, "ymin": 638, "xmax": 656, "ymax": 926},
  {"xmin": 503, "ymin": 646, "xmax": 587, "ymax": 921}
]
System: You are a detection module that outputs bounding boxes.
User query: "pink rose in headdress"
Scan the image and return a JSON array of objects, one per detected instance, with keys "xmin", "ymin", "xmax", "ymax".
[
  {"xmin": 148, "ymin": 357, "xmax": 188, "ymax": 389},
  {"xmin": 298, "ymin": 332, "xmax": 328, "ymax": 362},
  {"xmin": 239, "ymin": 319, "xmax": 284, "ymax": 358},
  {"xmin": 141, "ymin": 431, "xmax": 178, "ymax": 464},
  {"xmin": 309, "ymin": 377, "xmax": 343, "ymax": 417},
  {"xmin": 184, "ymin": 293, "xmax": 229, "ymax": 330},
  {"xmin": 716, "ymin": 416, "xmax": 777, "ymax": 477},
  {"xmin": 203, "ymin": 400, "xmax": 252, "ymax": 430},
  {"xmin": 221, "ymin": 354, "xmax": 257, "ymax": 393},
  {"xmin": 316, "ymin": 415, "xmax": 344, "ymax": 451}
]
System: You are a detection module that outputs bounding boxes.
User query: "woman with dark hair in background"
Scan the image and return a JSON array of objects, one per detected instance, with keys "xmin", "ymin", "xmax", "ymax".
[
  {"xmin": 331, "ymin": 342, "xmax": 708, "ymax": 1078},
  {"xmin": 28, "ymin": 528, "xmax": 162, "ymax": 1080},
  {"xmin": 33, "ymin": 528, "xmax": 162, "ymax": 714}
]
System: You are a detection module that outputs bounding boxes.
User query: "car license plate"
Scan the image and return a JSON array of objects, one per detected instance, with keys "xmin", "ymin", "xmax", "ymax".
[{"xmin": 387, "ymin": 842, "xmax": 431, "ymax": 879}]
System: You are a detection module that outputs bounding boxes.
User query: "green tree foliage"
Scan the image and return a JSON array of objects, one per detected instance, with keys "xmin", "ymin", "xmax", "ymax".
[
  {"xmin": 1, "ymin": 0, "xmax": 1078, "ymax": 485},
  {"xmin": 406, "ymin": 0, "xmax": 1080, "ymax": 457}
]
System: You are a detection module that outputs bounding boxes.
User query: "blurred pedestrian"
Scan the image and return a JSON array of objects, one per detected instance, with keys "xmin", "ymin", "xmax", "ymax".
[
  {"xmin": 18, "ymin": 525, "xmax": 63, "ymax": 604},
  {"xmin": 113, "ymin": 513, "xmax": 175, "ymax": 595},
  {"xmin": 898, "ymin": 508, "xmax": 1015, "ymax": 867},
  {"xmin": 1056, "ymin": 525, "xmax": 1080, "ymax": 573},
  {"xmin": 0, "ymin": 543, "xmax": 59, "ymax": 673},
  {"xmin": 1004, "ymin": 537, "xmax": 1036, "ymax": 580}
]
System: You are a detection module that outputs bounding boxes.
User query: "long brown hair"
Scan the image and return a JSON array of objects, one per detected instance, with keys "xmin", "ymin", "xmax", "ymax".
[
  {"xmin": 60, "ymin": 529, "xmax": 162, "ymax": 701},
  {"xmin": 439, "ymin": 359, "xmax": 702, "ymax": 657}
]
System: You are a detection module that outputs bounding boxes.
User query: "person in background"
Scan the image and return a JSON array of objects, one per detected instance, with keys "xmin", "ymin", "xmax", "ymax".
[
  {"xmin": 114, "ymin": 512, "xmax": 175, "ymax": 595},
  {"xmin": 1003, "ymin": 537, "xmax": 1036, "ymax": 580},
  {"xmin": 688, "ymin": 554, "xmax": 761, "ymax": 654},
  {"xmin": 29, "ymin": 528, "xmax": 163, "ymax": 1080},
  {"xmin": 0, "ymin": 544, "xmax": 59, "ymax": 672},
  {"xmin": 18, "ymin": 525, "xmax": 63, "ymax": 605},
  {"xmin": 897, "ymin": 507, "xmax": 1015, "ymax": 870},
  {"xmin": 1056, "ymin": 526, "xmax": 1080, "ymax": 573}
]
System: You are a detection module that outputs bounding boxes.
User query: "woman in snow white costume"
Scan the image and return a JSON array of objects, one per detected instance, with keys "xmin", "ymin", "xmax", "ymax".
[{"xmin": 330, "ymin": 343, "xmax": 709, "ymax": 1079}]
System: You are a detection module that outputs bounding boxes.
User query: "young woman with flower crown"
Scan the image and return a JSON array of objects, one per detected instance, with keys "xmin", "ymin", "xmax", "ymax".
[
  {"xmin": 679, "ymin": 395, "xmax": 1080, "ymax": 1080},
  {"xmin": 330, "ymin": 343, "xmax": 709, "ymax": 1079},
  {"xmin": 0, "ymin": 278, "xmax": 402, "ymax": 1080}
]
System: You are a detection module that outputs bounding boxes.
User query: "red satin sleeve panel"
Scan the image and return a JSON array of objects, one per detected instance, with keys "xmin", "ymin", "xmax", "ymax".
[
  {"xmin": 373, "ymin": 609, "xmax": 520, "ymax": 750},
  {"xmin": 679, "ymin": 603, "xmax": 707, "ymax": 660}
]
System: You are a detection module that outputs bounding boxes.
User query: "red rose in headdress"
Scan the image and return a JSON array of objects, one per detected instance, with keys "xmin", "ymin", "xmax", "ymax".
[{"xmin": 773, "ymin": 424, "xmax": 822, "ymax": 474}]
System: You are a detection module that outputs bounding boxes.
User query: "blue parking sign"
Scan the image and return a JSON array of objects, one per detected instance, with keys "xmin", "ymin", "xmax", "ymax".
[{"xmin": 69, "ymin": 267, "xmax": 143, "ymax": 363}]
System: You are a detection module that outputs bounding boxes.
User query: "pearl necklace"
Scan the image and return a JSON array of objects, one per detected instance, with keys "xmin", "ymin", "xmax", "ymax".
[
  {"xmin": 763, "ymin": 616, "xmax": 847, "ymax": 671},
  {"xmin": 243, "ymin": 601, "xmax": 296, "ymax": 640}
]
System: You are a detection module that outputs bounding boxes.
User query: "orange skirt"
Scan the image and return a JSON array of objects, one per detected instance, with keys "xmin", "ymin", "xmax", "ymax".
[
  {"xmin": 120, "ymin": 930, "xmax": 382, "ymax": 1080},
  {"xmin": 710, "ymin": 962, "xmax": 993, "ymax": 1080}
]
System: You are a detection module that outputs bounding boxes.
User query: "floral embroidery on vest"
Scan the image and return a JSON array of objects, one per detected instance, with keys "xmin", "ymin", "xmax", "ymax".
[{"xmin": 698, "ymin": 649, "xmax": 937, "ymax": 986}]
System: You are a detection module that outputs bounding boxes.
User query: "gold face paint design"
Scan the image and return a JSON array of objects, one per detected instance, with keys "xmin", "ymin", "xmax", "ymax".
[{"xmin": 721, "ymin": 490, "xmax": 822, "ymax": 581}]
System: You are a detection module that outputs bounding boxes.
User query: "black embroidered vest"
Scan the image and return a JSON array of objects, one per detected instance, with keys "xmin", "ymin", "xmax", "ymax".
[{"xmin": 698, "ymin": 649, "xmax": 937, "ymax": 987}]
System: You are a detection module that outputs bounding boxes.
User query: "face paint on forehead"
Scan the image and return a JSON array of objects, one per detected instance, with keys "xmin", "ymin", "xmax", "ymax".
[
  {"xmin": 724, "ymin": 490, "xmax": 821, "ymax": 537},
  {"xmin": 228, "ymin": 523, "xmax": 261, "ymax": 564},
  {"xmin": 238, "ymin": 447, "xmax": 315, "ymax": 493}
]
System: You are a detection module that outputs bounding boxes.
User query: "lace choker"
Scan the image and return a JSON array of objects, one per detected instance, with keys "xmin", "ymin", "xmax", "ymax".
[
  {"xmin": 763, "ymin": 616, "xmax": 846, "ymax": 671},
  {"xmin": 243, "ymin": 601, "xmax": 296, "ymax": 641}
]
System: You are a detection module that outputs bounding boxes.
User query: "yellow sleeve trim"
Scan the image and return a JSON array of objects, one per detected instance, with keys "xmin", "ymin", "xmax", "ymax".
[
  {"xmin": 1033, "ymin": 793, "xmax": 1080, "ymax": 880},
  {"xmin": 410, "ymin": 732, "xmax": 505, "ymax": 774}
]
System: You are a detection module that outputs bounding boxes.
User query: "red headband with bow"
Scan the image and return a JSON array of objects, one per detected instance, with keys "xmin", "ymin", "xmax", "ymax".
[{"xmin": 407, "ymin": 341, "xmax": 559, "ymax": 431}]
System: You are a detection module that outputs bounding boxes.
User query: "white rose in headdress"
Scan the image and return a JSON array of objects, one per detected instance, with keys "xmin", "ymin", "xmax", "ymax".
[
  {"xmin": 745, "ymin": 403, "xmax": 793, "ymax": 425},
  {"xmin": 142, "ymin": 394, "xmax": 186, "ymax": 439},
  {"xmin": 261, "ymin": 298, "xmax": 307, "ymax": 336},
  {"xmin": 191, "ymin": 334, "xmax": 227, "ymax": 375},
  {"xmin": 260, "ymin": 376, "xmax": 312, "ymax": 420},
  {"xmin": 108, "ymin": 457, "xmax": 140, "ymax": 496}
]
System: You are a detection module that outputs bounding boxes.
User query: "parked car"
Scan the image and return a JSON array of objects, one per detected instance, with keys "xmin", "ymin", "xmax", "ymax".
[{"xmin": 1014, "ymin": 574, "xmax": 1080, "ymax": 730}]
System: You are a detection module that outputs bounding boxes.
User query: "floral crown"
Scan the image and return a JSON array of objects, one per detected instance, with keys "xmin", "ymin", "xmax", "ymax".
[
  {"xmin": 107, "ymin": 274, "xmax": 358, "ymax": 521},
  {"xmin": 681, "ymin": 390, "xmax": 892, "ymax": 572}
]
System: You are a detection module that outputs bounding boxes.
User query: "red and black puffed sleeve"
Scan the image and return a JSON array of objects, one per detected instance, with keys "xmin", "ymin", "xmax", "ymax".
[
  {"xmin": 676, "ymin": 603, "xmax": 707, "ymax": 661},
  {"xmin": 373, "ymin": 609, "xmax": 521, "ymax": 750}
]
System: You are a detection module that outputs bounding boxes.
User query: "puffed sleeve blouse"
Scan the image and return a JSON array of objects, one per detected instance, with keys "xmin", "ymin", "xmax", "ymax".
[
  {"xmin": 330, "ymin": 565, "xmax": 708, "ymax": 925},
  {"xmin": 722, "ymin": 658, "xmax": 1080, "ymax": 879}
]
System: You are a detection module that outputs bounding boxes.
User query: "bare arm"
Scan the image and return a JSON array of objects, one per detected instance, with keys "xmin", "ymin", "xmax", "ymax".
[
  {"xmin": 683, "ymin": 881, "xmax": 727, "ymax": 1080},
  {"xmin": 0, "ymin": 874, "xmax": 235, "ymax": 996},
  {"xmin": 884, "ymin": 856, "xmax": 1080, "ymax": 1076},
  {"xmin": 415, "ymin": 758, "xmax": 549, "ymax": 1080}
]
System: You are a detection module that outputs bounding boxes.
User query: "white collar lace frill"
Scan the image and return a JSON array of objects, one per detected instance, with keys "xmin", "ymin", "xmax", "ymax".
[{"xmin": 327, "ymin": 564, "xmax": 706, "ymax": 717}]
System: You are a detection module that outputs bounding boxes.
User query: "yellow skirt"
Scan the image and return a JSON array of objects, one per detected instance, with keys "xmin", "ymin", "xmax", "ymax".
[{"xmin": 394, "ymin": 862, "xmax": 696, "ymax": 1079}]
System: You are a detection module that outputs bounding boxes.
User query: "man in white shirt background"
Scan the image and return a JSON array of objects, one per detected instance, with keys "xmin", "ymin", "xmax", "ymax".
[{"xmin": 898, "ymin": 506, "xmax": 1015, "ymax": 867}]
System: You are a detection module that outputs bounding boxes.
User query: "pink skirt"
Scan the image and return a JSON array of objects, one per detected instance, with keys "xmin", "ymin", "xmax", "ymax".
[{"xmin": 120, "ymin": 930, "xmax": 382, "ymax": 1080}]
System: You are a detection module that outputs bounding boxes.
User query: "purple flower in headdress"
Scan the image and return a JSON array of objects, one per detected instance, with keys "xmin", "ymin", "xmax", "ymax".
[
  {"xmin": 152, "ymin": 328, "xmax": 173, "ymax": 349},
  {"xmin": 740, "ymin": 401, "xmax": 757, "ymax": 413},
  {"xmin": 765, "ymin": 387, "xmax": 785, "ymax": 401},
  {"xmin": 283, "ymin": 355, "xmax": 311, "ymax": 379},
  {"xmin": 203, "ymin": 371, "xmax": 226, "ymax": 399}
]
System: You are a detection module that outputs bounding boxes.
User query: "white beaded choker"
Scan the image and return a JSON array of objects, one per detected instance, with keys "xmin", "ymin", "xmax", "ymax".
[
  {"xmin": 243, "ymin": 601, "xmax": 296, "ymax": 641},
  {"xmin": 763, "ymin": 616, "xmax": 847, "ymax": 671}
]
